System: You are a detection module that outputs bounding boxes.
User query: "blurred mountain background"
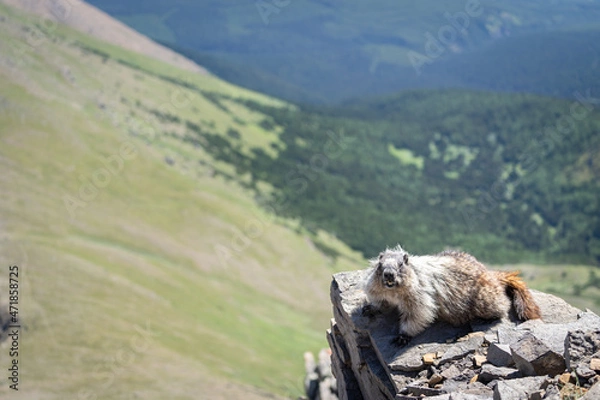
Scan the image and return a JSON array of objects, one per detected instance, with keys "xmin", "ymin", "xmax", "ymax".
[{"xmin": 86, "ymin": 0, "xmax": 600, "ymax": 103}]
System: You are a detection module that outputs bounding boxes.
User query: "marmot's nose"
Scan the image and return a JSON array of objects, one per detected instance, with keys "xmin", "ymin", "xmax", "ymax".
[{"xmin": 383, "ymin": 271, "xmax": 395, "ymax": 281}]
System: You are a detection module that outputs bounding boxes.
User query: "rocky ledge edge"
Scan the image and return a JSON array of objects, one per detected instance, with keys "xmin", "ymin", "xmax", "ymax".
[{"xmin": 328, "ymin": 269, "xmax": 600, "ymax": 400}]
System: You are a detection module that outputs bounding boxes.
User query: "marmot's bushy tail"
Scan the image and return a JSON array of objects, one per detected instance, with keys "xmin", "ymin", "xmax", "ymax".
[{"xmin": 499, "ymin": 271, "xmax": 542, "ymax": 321}]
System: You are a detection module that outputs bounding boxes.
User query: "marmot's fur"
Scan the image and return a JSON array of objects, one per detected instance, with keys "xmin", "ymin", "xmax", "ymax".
[{"xmin": 364, "ymin": 245, "xmax": 541, "ymax": 340}]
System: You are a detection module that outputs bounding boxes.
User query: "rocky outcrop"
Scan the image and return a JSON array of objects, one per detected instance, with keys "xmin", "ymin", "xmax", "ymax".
[
  {"xmin": 303, "ymin": 349, "xmax": 339, "ymax": 400},
  {"xmin": 328, "ymin": 269, "xmax": 600, "ymax": 400}
]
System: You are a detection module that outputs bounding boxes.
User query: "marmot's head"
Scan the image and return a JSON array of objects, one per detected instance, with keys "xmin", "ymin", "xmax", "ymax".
[{"xmin": 369, "ymin": 245, "xmax": 410, "ymax": 289}]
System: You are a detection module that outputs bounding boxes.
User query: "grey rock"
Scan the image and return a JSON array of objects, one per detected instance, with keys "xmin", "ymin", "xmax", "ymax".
[
  {"xmin": 530, "ymin": 290, "xmax": 580, "ymax": 323},
  {"xmin": 439, "ymin": 335, "xmax": 485, "ymax": 366},
  {"xmin": 542, "ymin": 384, "xmax": 561, "ymax": 399},
  {"xmin": 485, "ymin": 334, "xmax": 499, "ymax": 344},
  {"xmin": 487, "ymin": 343, "xmax": 515, "ymax": 367},
  {"xmin": 497, "ymin": 327, "xmax": 528, "ymax": 346},
  {"xmin": 327, "ymin": 324, "xmax": 362, "ymax": 400},
  {"xmin": 330, "ymin": 271, "xmax": 396, "ymax": 399},
  {"xmin": 305, "ymin": 347, "xmax": 339, "ymax": 400},
  {"xmin": 478, "ymin": 364, "xmax": 521, "ymax": 383},
  {"xmin": 449, "ymin": 394, "xmax": 491, "ymax": 400},
  {"xmin": 440, "ymin": 373, "xmax": 479, "ymax": 394},
  {"xmin": 576, "ymin": 365, "xmax": 596, "ymax": 380},
  {"xmin": 492, "ymin": 377, "xmax": 546, "ymax": 400},
  {"xmin": 403, "ymin": 384, "xmax": 445, "ymax": 397},
  {"xmin": 510, "ymin": 333, "xmax": 566, "ymax": 377},
  {"xmin": 581, "ymin": 381, "xmax": 600, "ymax": 399},
  {"xmin": 565, "ymin": 329, "xmax": 600, "ymax": 371},
  {"xmin": 493, "ymin": 381, "xmax": 521, "ymax": 400},
  {"xmin": 418, "ymin": 395, "xmax": 450, "ymax": 400},
  {"xmin": 522, "ymin": 311, "xmax": 600, "ymax": 355},
  {"xmin": 442, "ymin": 365, "xmax": 463, "ymax": 380}
]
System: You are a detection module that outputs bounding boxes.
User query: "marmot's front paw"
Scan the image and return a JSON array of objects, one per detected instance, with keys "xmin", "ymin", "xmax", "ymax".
[
  {"xmin": 391, "ymin": 334, "xmax": 412, "ymax": 346},
  {"xmin": 361, "ymin": 304, "xmax": 380, "ymax": 318}
]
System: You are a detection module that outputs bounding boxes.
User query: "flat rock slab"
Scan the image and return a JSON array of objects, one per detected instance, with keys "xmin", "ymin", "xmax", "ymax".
[
  {"xmin": 487, "ymin": 343, "xmax": 514, "ymax": 367},
  {"xmin": 493, "ymin": 376, "xmax": 546, "ymax": 400},
  {"xmin": 478, "ymin": 364, "xmax": 521, "ymax": 383}
]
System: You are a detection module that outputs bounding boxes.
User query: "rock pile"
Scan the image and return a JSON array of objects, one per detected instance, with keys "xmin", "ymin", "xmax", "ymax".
[
  {"xmin": 303, "ymin": 349, "xmax": 339, "ymax": 400},
  {"xmin": 328, "ymin": 269, "xmax": 600, "ymax": 400}
]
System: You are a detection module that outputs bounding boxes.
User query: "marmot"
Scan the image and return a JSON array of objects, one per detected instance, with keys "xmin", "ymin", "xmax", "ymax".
[{"xmin": 364, "ymin": 245, "xmax": 541, "ymax": 342}]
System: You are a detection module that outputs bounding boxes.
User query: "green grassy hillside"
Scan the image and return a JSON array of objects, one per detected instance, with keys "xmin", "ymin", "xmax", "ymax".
[{"xmin": 0, "ymin": 4, "xmax": 364, "ymax": 398}]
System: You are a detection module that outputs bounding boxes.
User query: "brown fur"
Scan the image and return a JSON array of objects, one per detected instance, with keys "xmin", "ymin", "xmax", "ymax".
[{"xmin": 364, "ymin": 246, "xmax": 541, "ymax": 339}]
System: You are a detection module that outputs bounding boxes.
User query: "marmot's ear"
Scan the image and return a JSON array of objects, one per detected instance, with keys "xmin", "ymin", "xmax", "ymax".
[
  {"xmin": 403, "ymin": 253, "xmax": 409, "ymax": 264},
  {"xmin": 378, "ymin": 252, "xmax": 384, "ymax": 260}
]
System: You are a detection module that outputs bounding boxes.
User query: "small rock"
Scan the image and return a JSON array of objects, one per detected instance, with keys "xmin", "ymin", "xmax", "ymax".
[
  {"xmin": 530, "ymin": 290, "xmax": 581, "ymax": 323},
  {"xmin": 590, "ymin": 358, "xmax": 600, "ymax": 371},
  {"xmin": 405, "ymin": 384, "xmax": 445, "ymax": 397},
  {"xmin": 510, "ymin": 333, "xmax": 566, "ymax": 377},
  {"xmin": 493, "ymin": 381, "xmax": 521, "ymax": 400},
  {"xmin": 487, "ymin": 343, "xmax": 514, "ymax": 367},
  {"xmin": 484, "ymin": 333, "xmax": 499, "ymax": 345},
  {"xmin": 478, "ymin": 364, "xmax": 521, "ymax": 384},
  {"xmin": 576, "ymin": 365, "xmax": 596, "ymax": 380},
  {"xmin": 581, "ymin": 380, "xmax": 600, "ymax": 399},
  {"xmin": 473, "ymin": 354, "xmax": 486, "ymax": 368},
  {"xmin": 429, "ymin": 373, "xmax": 443, "ymax": 386},
  {"xmin": 441, "ymin": 365, "xmax": 462, "ymax": 380},
  {"xmin": 543, "ymin": 384, "xmax": 561, "ymax": 399},
  {"xmin": 492, "ymin": 376, "xmax": 546, "ymax": 400},
  {"xmin": 423, "ymin": 353, "xmax": 437, "ymax": 365},
  {"xmin": 565, "ymin": 330, "xmax": 600, "ymax": 370},
  {"xmin": 450, "ymin": 393, "xmax": 490, "ymax": 400},
  {"xmin": 558, "ymin": 372, "xmax": 572, "ymax": 385},
  {"xmin": 528, "ymin": 390, "xmax": 544, "ymax": 400}
]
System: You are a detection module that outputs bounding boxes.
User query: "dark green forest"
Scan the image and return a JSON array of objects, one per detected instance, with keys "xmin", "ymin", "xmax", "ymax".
[
  {"xmin": 88, "ymin": 0, "xmax": 600, "ymax": 104},
  {"xmin": 173, "ymin": 89, "xmax": 600, "ymax": 264}
]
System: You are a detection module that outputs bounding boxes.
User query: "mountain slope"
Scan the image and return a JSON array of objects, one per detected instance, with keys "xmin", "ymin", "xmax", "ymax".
[
  {"xmin": 1, "ymin": 0, "xmax": 206, "ymax": 74},
  {"xmin": 0, "ymin": 4, "xmax": 363, "ymax": 398}
]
